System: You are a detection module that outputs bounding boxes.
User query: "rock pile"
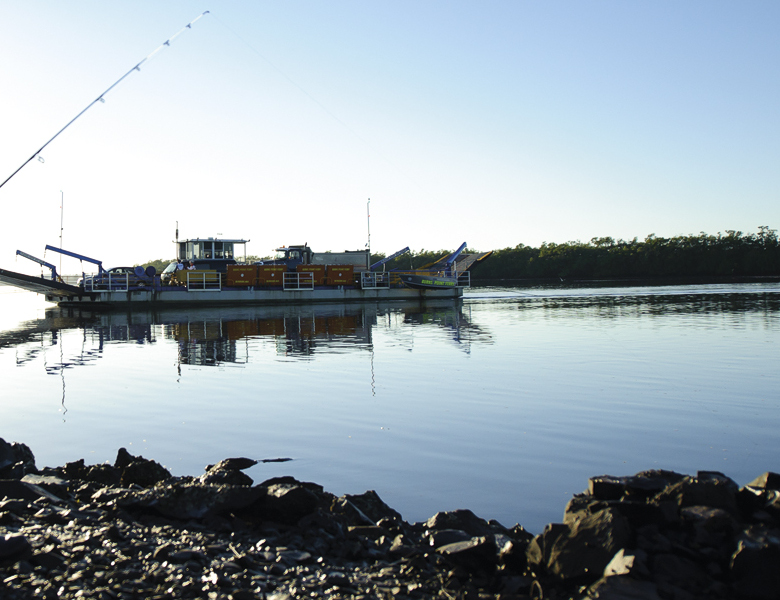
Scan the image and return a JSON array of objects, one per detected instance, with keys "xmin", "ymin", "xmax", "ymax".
[{"xmin": 1, "ymin": 437, "xmax": 779, "ymax": 599}]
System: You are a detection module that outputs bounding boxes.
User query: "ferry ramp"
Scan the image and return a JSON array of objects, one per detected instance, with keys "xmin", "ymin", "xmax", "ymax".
[{"xmin": 0, "ymin": 267, "xmax": 85, "ymax": 296}]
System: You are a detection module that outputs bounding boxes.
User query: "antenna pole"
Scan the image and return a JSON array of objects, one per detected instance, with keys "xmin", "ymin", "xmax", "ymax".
[
  {"xmin": 0, "ymin": 11, "xmax": 210, "ymax": 192},
  {"xmin": 366, "ymin": 198, "xmax": 370, "ymax": 253},
  {"xmin": 59, "ymin": 190, "xmax": 64, "ymax": 273}
]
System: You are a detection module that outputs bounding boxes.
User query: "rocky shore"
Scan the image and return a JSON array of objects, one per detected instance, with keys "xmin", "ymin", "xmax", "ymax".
[{"xmin": 1, "ymin": 438, "xmax": 779, "ymax": 599}]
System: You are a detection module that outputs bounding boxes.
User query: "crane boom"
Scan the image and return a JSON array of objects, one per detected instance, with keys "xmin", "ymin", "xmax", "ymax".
[{"xmin": 16, "ymin": 250, "xmax": 58, "ymax": 280}]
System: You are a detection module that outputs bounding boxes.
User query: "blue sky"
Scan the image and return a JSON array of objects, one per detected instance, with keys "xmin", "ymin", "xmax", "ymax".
[{"xmin": 1, "ymin": 1, "xmax": 778, "ymax": 270}]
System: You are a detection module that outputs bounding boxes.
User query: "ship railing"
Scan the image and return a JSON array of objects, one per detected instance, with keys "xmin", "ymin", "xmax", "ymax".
[
  {"xmin": 457, "ymin": 271, "xmax": 471, "ymax": 287},
  {"xmin": 360, "ymin": 272, "xmax": 391, "ymax": 289},
  {"xmin": 186, "ymin": 271, "xmax": 221, "ymax": 291},
  {"xmin": 283, "ymin": 272, "xmax": 314, "ymax": 291},
  {"xmin": 85, "ymin": 273, "xmax": 130, "ymax": 292}
]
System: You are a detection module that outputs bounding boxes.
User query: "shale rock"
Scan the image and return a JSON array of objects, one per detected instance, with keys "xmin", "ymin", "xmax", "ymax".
[
  {"xmin": 0, "ymin": 439, "xmax": 36, "ymax": 479},
  {"xmin": 114, "ymin": 448, "xmax": 173, "ymax": 488},
  {"xmin": 3, "ymin": 437, "xmax": 780, "ymax": 600},
  {"xmin": 200, "ymin": 457, "xmax": 257, "ymax": 485},
  {"xmin": 528, "ymin": 506, "xmax": 631, "ymax": 581}
]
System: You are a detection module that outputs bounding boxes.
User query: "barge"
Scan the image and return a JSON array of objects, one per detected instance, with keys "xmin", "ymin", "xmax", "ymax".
[{"xmin": 0, "ymin": 237, "xmax": 490, "ymax": 309}]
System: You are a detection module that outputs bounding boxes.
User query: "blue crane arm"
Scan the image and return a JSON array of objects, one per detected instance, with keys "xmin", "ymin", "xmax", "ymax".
[
  {"xmin": 44, "ymin": 245, "xmax": 104, "ymax": 273},
  {"xmin": 370, "ymin": 246, "xmax": 410, "ymax": 271},
  {"xmin": 442, "ymin": 242, "xmax": 468, "ymax": 272},
  {"xmin": 16, "ymin": 250, "xmax": 58, "ymax": 280}
]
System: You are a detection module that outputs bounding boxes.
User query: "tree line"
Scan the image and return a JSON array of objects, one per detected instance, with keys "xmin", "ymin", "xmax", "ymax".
[{"xmin": 468, "ymin": 226, "xmax": 780, "ymax": 280}]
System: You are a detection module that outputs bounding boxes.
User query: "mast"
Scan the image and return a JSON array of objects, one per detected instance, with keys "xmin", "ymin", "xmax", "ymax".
[{"xmin": 59, "ymin": 190, "xmax": 64, "ymax": 274}]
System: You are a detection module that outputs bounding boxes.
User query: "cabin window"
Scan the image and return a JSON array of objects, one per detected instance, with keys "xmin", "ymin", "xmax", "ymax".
[
  {"xmin": 214, "ymin": 242, "xmax": 224, "ymax": 259},
  {"xmin": 224, "ymin": 243, "xmax": 234, "ymax": 259}
]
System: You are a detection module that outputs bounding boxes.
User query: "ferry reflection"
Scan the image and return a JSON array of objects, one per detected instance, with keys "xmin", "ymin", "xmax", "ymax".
[
  {"xmin": 0, "ymin": 300, "xmax": 489, "ymax": 369},
  {"xmin": 169, "ymin": 309, "xmax": 376, "ymax": 365}
]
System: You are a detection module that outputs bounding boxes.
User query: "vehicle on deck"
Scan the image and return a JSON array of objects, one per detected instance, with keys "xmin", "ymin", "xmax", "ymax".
[{"xmin": 80, "ymin": 266, "xmax": 145, "ymax": 290}]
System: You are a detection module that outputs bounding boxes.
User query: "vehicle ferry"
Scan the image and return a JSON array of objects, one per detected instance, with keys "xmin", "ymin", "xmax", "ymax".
[{"xmin": 0, "ymin": 237, "xmax": 490, "ymax": 308}]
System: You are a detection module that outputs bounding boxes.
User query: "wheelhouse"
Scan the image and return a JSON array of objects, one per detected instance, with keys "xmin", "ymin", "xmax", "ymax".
[{"xmin": 177, "ymin": 238, "xmax": 248, "ymax": 262}]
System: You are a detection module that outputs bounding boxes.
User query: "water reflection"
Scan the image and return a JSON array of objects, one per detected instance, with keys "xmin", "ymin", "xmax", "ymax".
[
  {"xmin": 0, "ymin": 300, "xmax": 487, "ymax": 372},
  {"xmin": 472, "ymin": 286, "xmax": 780, "ymax": 327}
]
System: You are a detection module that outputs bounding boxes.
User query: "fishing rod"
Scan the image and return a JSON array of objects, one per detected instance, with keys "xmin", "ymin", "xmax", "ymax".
[{"xmin": 0, "ymin": 11, "xmax": 210, "ymax": 192}]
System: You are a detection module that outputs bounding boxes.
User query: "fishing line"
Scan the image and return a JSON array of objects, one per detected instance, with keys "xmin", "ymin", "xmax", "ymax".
[{"xmin": 0, "ymin": 11, "xmax": 210, "ymax": 192}]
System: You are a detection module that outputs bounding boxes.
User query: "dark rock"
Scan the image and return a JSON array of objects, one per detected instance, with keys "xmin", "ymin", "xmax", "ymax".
[
  {"xmin": 0, "ymin": 479, "xmax": 62, "ymax": 503},
  {"xmin": 611, "ymin": 500, "xmax": 673, "ymax": 528},
  {"xmin": 736, "ymin": 485, "xmax": 771, "ymax": 517},
  {"xmin": 586, "ymin": 575, "xmax": 663, "ymax": 599},
  {"xmin": 199, "ymin": 468, "xmax": 254, "ymax": 486},
  {"xmin": 345, "ymin": 489, "xmax": 402, "ymax": 523},
  {"xmin": 730, "ymin": 525, "xmax": 780, "ymax": 600},
  {"xmin": 498, "ymin": 538, "xmax": 528, "ymax": 573},
  {"xmin": 331, "ymin": 496, "xmax": 375, "ymax": 526},
  {"xmin": 129, "ymin": 481, "xmax": 264, "ymax": 519},
  {"xmin": 253, "ymin": 482, "xmax": 319, "ymax": 525},
  {"xmin": 85, "ymin": 464, "xmax": 122, "ymax": 486},
  {"xmin": 629, "ymin": 470, "xmax": 687, "ymax": 496},
  {"xmin": 63, "ymin": 458, "xmax": 88, "ymax": 480},
  {"xmin": 0, "ymin": 499, "xmax": 30, "ymax": 515},
  {"xmin": 0, "ymin": 438, "xmax": 13, "ymax": 470},
  {"xmin": 168, "ymin": 550, "xmax": 208, "ymax": 563},
  {"xmin": 425, "ymin": 509, "xmax": 493, "ymax": 537},
  {"xmin": 680, "ymin": 505, "xmax": 738, "ymax": 553},
  {"xmin": 199, "ymin": 458, "xmax": 257, "ymax": 486},
  {"xmin": 114, "ymin": 447, "xmax": 134, "ymax": 469},
  {"xmin": 0, "ymin": 440, "xmax": 36, "ymax": 479},
  {"xmin": 697, "ymin": 470, "xmax": 739, "ymax": 493},
  {"xmin": 652, "ymin": 552, "xmax": 711, "ymax": 595},
  {"xmin": 31, "ymin": 550, "xmax": 66, "ymax": 570},
  {"xmin": 206, "ymin": 457, "xmax": 258, "ymax": 471},
  {"xmin": 0, "ymin": 534, "xmax": 32, "ymax": 561},
  {"xmin": 509, "ymin": 523, "xmax": 535, "ymax": 549},
  {"xmin": 347, "ymin": 525, "xmax": 386, "ymax": 540},
  {"xmin": 388, "ymin": 533, "xmax": 416, "ymax": 557},
  {"xmin": 120, "ymin": 458, "xmax": 172, "ymax": 488},
  {"xmin": 565, "ymin": 493, "xmax": 596, "ymax": 524},
  {"xmin": 20, "ymin": 473, "xmax": 68, "ymax": 498},
  {"xmin": 426, "ymin": 528, "xmax": 471, "ymax": 548},
  {"xmin": 589, "ymin": 475, "xmax": 633, "ymax": 500},
  {"xmin": 331, "ymin": 489, "xmax": 402, "ymax": 527},
  {"xmin": 528, "ymin": 508, "xmax": 631, "ymax": 582},
  {"xmin": 436, "ymin": 536, "xmax": 497, "ymax": 573},
  {"xmin": 655, "ymin": 475, "xmax": 739, "ymax": 515},
  {"xmin": 589, "ymin": 471, "xmax": 686, "ymax": 503},
  {"xmin": 526, "ymin": 522, "xmax": 569, "ymax": 573},
  {"xmin": 747, "ymin": 472, "xmax": 780, "ymax": 491},
  {"xmin": 603, "ymin": 548, "xmax": 650, "ymax": 578}
]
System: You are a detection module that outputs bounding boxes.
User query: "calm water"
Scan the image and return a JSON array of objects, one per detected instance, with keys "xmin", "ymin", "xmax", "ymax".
[{"xmin": 1, "ymin": 282, "xmax": 778, "ymax": 533}]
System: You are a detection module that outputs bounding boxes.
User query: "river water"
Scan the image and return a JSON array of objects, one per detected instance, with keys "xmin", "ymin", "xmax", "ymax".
[{"xmin": 0, "ymin": 282, "xmax": 778, "ymax": 533}]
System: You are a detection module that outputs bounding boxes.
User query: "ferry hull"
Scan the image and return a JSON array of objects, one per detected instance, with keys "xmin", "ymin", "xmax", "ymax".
[{"xmin": 45, "ymin": 285, "xmax": 463, "ymax": 308}]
